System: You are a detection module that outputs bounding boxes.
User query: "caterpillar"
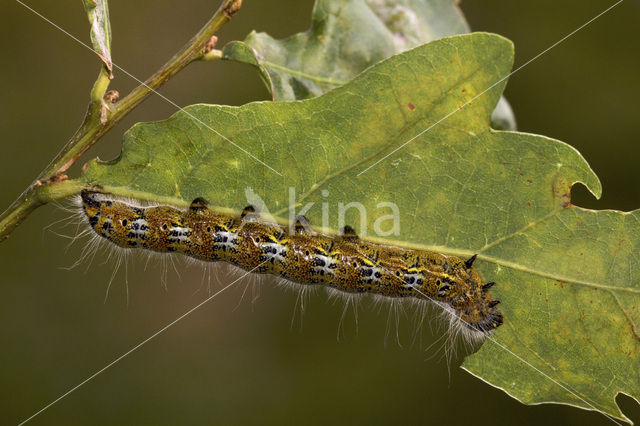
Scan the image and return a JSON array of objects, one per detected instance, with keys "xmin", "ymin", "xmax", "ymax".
[{"xmin": 79, "ymin": 190, "xmax": 503, "ymax": 340}]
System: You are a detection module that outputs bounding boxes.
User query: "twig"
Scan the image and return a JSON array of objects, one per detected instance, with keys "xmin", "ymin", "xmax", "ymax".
[{"xmin": 0, "ymin": 0, "xmax": 242, "ymax": 242}]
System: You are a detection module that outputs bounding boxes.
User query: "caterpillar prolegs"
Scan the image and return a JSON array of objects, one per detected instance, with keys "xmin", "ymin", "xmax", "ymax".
[{"xmin": 80, "ymin": 191, "xmax": 503, "ymax": 339}]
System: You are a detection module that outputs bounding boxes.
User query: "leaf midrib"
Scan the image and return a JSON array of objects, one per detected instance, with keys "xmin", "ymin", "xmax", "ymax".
[{"xmin": 260, "ymin": 60, "xmax": 347, "ymax": 86}]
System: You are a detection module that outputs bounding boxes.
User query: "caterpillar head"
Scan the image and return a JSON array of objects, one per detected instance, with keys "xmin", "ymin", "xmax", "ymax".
[{"xmin": 81, "ymin": 191, "xmax": 143, "ymax": 248}]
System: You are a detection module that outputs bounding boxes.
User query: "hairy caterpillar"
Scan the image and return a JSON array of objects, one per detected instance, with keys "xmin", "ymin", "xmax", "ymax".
[
  {"xmin": 79, "ymin": 191, "xmax": 503, "ymax": 338},
  {"xmin": 78, "ymin": 190, "xmax": 503, "ymax": 341}
]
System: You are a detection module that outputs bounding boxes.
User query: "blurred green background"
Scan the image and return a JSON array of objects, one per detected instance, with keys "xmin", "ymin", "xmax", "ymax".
[{"xmin": 1, "ymin": 0, "xmax": 638, "ymax": 424}]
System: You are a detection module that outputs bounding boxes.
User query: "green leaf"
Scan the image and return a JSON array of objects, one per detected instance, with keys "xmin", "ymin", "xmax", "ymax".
[
  {"xmin": 222, "ymin": 0, "xmax": 516, "ymax": 130},
  {"xmin": 82, "ymin": 0, "xmax": 112, "ymax": 74},
  {"xmin": 77, "ymin": 33, "xmax": 637, "ymax": 422}
]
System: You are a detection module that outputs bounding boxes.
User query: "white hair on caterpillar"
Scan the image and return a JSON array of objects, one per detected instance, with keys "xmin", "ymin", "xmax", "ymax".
[
  {"xmin": 274, "ymin": 278, "xmax": 319, "ymax": 329},
  {"xmin": 54, "ymin": 194, "xmax": 191, "ymax": 302},
  {"xmin": 223, "ymin": 262, "xmax": 266, "ymax": 308}
]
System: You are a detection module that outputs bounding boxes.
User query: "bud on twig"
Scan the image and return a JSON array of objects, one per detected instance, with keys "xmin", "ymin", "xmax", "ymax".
[
  {"xmin": 105, "ymin": 90, "xmax": 120, "ymax": 103},
  {"xmin": 223, "ymin": 0, "xmax": 242, "ymax": 19}
]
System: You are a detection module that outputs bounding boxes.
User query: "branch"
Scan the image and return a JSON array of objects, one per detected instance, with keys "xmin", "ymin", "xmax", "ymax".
[{"xmin": 0, "ymin": 0, "xmax": 242, "ymax": 242}]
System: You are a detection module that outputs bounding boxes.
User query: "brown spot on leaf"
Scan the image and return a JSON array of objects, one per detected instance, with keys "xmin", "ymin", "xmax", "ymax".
[
  {"xmin": 553, "ymin": 175, "xmax": 572, "ymax": 208},
  {"xmin": 81, "ymin": 160, "xmax": 93, "ymax": 174},
  {"xmin": 408, "ymin": 103, "xmax": 415, "ymax": 110}
]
